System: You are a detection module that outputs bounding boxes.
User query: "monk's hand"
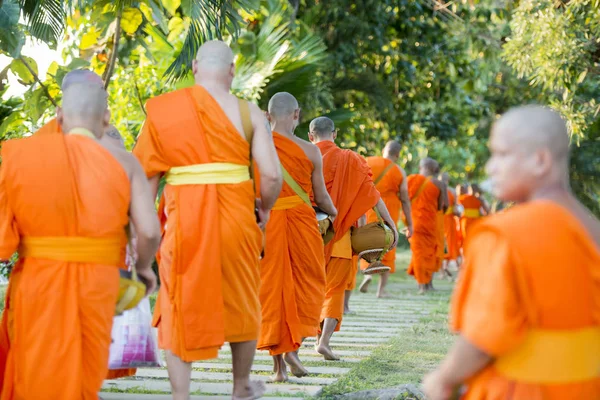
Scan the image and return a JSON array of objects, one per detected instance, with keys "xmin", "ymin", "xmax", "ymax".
[
  {"xmin": 405, "ymin": 224, "xmax": 413, "ymax": 239},
  {"xmin": 422, "ymin": 370, "xmax": 455, "ymax": 400},
  {"xmin": 137, "ymin": 268, "xmax": 158, "ymax": 296},
  {"xmin": 389, "ymin": 224, "xmax": 399, "ymax": 249}
]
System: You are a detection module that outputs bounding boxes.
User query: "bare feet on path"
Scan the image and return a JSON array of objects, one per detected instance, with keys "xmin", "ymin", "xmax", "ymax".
[
  {"xmin": 284, "ymin": 352, "xmax": 309, "ymax": 378},
  {"xmin": 359, "ymin": 277, "xmax": 371, "ymax": 293},
  {"xmin": 316, "ymin": 343, "xmax": 340, "ymax": 361},
  {"xmin": 232, "ymin": 381, "xmax": 266, "ymax": 400},
  {"xmin": 376, "ymin": 291, "xmax": 393, "ymax": 299}
]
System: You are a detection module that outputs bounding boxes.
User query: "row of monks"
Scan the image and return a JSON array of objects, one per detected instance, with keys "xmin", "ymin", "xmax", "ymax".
[{"xmin": 0, "ymin": 39, "xmax": 598, "ymax": 400}]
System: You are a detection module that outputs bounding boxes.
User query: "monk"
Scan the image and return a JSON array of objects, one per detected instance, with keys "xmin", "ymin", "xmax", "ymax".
[
  {"xmin": 358, "ymin": 140, "xmax": 413, "ymax": 298},
  {"xmin": 457, "ymin": 184, "xmax": 487, "ymax": 240},
  {"xmin": 0, "ymin": 79, "xmax": 160, "ymax": 399},
  {"xmin": 309, "ymin": 117, "xmax": 398, "ymax": 360},
  {"xmin": 258, "ymin": 92, "xmax": 337, "ymax": 382},
  {"xmin": 406, "ymin": 158, "xmax": 447, "ymax": 294},
  {"xmin": 133, "ymin": 40, "xmax": 282, "ymax": 400},
  {"xmin": 423, "ymin": 105, "xmax": 600, "ymax": 399},
  {"xmin": 440, "ymin": 172, "xmax": 460, "ymax": 274}
]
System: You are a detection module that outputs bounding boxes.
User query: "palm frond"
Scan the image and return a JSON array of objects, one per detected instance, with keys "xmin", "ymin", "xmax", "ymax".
[
  {"xmin": 18, "ymin": 0, "xmax": 64, "ymax": 45},
  {"xmin": 164, "ymin": 0, "xmax": 252, "ymax": 82}
]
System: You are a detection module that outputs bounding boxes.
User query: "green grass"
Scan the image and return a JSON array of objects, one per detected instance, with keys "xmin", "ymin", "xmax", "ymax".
[{"xmin": 317, "ymin": 250, "xmax": 455, "ymax": 399}]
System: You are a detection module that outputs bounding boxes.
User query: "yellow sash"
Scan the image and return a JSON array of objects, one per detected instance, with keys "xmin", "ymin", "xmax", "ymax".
[
  {"xmin": 495, "ymin": 328, "xmax": 600, "ymax": 383},
  {"xmin": 20, "ymin": 236, "xmax": 124, "ymax": 265},
  {"xmin": 272, "ymin": 195, "xmax": 305, "ymax": 211},
  {"xmin": 166, "ymin": 163, "xmax": 250, "ymax": 185},
  {"xmin": 463, "ymin": 208, "xmax": 481, "ymax": 218},
  {"xmin": 68, "ymin": 127, "xmax": 97, "ymax": 139},
  {"xmin": 445, "ymin": 205, "xmax": 454, "ymax": 215},
  {"xmin": 331, "ymin": 230, "xmax": 353, "ymax": 259}
]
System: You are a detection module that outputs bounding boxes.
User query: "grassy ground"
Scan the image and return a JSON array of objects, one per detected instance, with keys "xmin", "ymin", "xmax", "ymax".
[{"xmin": 317, "ymin": 251, "xmax": 455, "ymax": 399}]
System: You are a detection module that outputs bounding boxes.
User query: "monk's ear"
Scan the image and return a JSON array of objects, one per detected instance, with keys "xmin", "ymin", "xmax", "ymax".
[
  {"xmin": 103, "ymin": 110, "xmax": 111, "ymax": 130},
  {"xmin": 533, "ymin": 148, "xmax": 552, "ymax": 177},
  {"xmin": 333, "ymin": 131, "xmax": 337, "ymax": 140},
  {"xmin": 192, "ymin": 59, "xmax": 198, "ymax": 76},
  {"xmin": 229, "ymin": 62, "xmax": 235, "ymax": 78},
  {"xmin": 308, "ymin": 133, "xmax": 315, "ymax": 143},
  {"xmin": 265, "ymin": 112, "xmax": 272, "ymax": 123},
  {"xmin": 56, "ymin": 107, "xmax": 64, "ymax": 127}
]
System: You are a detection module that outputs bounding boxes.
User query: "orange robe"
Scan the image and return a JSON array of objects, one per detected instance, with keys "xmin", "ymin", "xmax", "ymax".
[
  {"xmin": 435, "ymin": 211, "xmax": 445, "ymax": 270},
  {"xmin": 444, "ymin": 190, "xmax": 460, "ymax": 261},
  {"xmin": 406, "ymin": 175, "xmax": 440, "ymax": 284},
  {"xmin": 458, "ymin": 194, "xmax": 482, "ymax": 240},
  {"xmin": 451, "ymin": 201, "xmax": 600, "ymax": 399},
  {"xmin": 317, "ymin": 141, "xmax": 380, "ymax": 330},
  {"xmin": 257, "ymin": 133, "xmax": 325, "ymax": 355},
  {"xmin": 0, "ymin": 133, "xmax": 129, "ymax": 399},
  {"xmin": 359, "ymin": 156, "xmax": 403, "ymax": 273},
  {"xmin": 133, "ymin": 86, "xmax": 263, "ymax": 361}
]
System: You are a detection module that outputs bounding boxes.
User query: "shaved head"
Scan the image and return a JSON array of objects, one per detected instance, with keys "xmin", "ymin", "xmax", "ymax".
[
  {"xmin": 62, "ymin": 69, "xmax": 104, "ymax": 91},
  {"xmin": 486, "ymin": 105, "xmax": 571, "ymax": 202},
  {"xmin": 268, "ymin": 92, "xmax": 299, "ymax": 119},
  {"xmin": 439, "ymin": 172, "xmax": 450, "ymax": 185},
  {"xmin": 195, "ymin": 40, "xmax": 234, "ymax": 70},
  {"xmin": 419, "ymin": 157, "xmax": 439, "ymax": 177},
  {"xmin": 309, "ymin": 117, "xmax": 335, "ymax": 139},
  {"xmin": 58, "ymin": 82, "xmax": 109, "ymax": 137},
  {"xmin": 383, "ymin": 140, "xmax": 402, "ymax": 158}
]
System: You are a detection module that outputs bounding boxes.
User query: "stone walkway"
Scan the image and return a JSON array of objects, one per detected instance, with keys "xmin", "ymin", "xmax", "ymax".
[{"xmin": 101, "ymin": 285, "xmax": 441, "ymax": 399}]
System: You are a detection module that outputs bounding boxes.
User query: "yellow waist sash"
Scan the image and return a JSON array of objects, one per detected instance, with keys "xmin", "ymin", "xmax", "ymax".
[
  {"xmin": 495, "ymin": 328, "xmax": 600, "ymax": 383},
  {"xmin": 166, "ymin": 163, "xmax": 250, "ymax": 185},
  {"xmin": 272, "ymin": 195, "xmax": 305, "ymax": 210},
  {"xmin": 445, "ymin": 206, "xmax": 454, "ymax": 215},
  {"xmin": 463, "ymin": 208, "xmax": 481, "ymax": 218},
  {"xmin": 20, "ymin": 236, "xmax": 124, "ymax": 265}
]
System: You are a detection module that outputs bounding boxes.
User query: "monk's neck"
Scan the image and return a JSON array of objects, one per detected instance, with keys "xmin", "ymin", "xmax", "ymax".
[
  {"xmin": 270, "ymin": 122, "xmax": 295, "ymax": 137},
  {"xmin": 528, "ymin": 182, "xmax": 572, "ymax": 203}
]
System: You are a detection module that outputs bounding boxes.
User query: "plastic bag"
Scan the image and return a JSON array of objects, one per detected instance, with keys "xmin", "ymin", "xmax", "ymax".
[{"xmin": 108, "ymin": 297, "xmax": 163, "ymax": 369}]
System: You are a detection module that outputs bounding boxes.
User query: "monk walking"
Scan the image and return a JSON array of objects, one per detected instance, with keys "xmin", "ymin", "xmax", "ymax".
[
  {"xmin": 440, "ymin": 172, "xmax": 460, "ymax": 274},
  {"xmin": 358, "ymin": 140, "xmax": 413, "ymax": 298},
  {"xmin": 309, "ymin": 117, "xmax": 398, "ymax": 360},
  {"xmin": 423, "ymin": 105, "xmax": 600, "ymax": 400},
  {"xmin": 457, "ymin": 183, "xmax": 487, "ymax": 241},
  {"xmin": 133, "ymin": 40, "xmax": 282, "ymax": 400},
  {"xmin": 0, "ymin": 79, "xmax": 160, "ymax": 399},
  {"xmin": 406, "ymin": 158, "xmax": 447, "ymax": 294},
  {"xmin": 258, "ymin": 92, "xmax": 337, "ymax": 382}
]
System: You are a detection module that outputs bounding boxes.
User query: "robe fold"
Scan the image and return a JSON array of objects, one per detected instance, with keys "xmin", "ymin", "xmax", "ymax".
[
  {"xmin": 360, "ymin": 157, "xmax": 403, "ymax": 273},
  {"xmin": 0, "ymin": 133, "xmax": 129, "ymax": 399},
  {"xmin": 443, "ymin": 190, "xmax": 460, "ymax": 261},
  {"xmin": 458, "ymin": 194, "xmax": 483, "ymax": 240},
  {"xmin": 406, "ymin": 174, "xmax": 440, "ymax": 285},
  {"xmin": 257, "ymin": 132, "xmax": 325, "ymax": 355},
  {"xmin": 451, "ymin": 201, "xmax": 600, "ymax": 399},
  {"xmin": 133, "ymin": 85, "xmax": 262, "ymax": 362},
  {"xmin": 317, "ymin": 141, "xmax": 380, "ymax": 330}
]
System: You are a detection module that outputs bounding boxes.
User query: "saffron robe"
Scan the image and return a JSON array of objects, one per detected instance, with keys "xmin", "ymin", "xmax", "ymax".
[
  {"xmin": 444, "ymin": 190, "xmax": 460, "ymax": 261},
  {"xmin": 458, "ymin": 194, "xmax": 482, "ymax": 240}
]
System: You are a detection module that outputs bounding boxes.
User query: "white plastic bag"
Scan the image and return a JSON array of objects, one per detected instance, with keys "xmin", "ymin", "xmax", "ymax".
[{"xmin": 108, "ymin": 297, "xmax": 163, "ymax": 369}]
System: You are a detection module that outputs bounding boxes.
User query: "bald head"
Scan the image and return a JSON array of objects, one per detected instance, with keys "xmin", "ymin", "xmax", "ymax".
[
  {"xmin": 309, "ymin": 117, "xmax": 336, "ymax": 143},
  {"xmin": 419, "ymin": 157, "xmax": 439, "ymax": 177},
  {"xmin": 62, "ymin": 69, "xmax": 104, "ymax": 91},
  {"xmin": 439, "ymin": 172, "xmax": 450, "ymax": 185},
  {"xmin": 383, "ymin": 140, "xmax": 402, "ymax": 159},
  {"xmin": 195, "ymin": 40, "xmax": 234, "ymax": 70},
  {"xmin": 268, "ymin": 92, "xmax": 299, "ymax": 119},
  {"xmin": 58, "ymin": 82, "xmax": 109, "ymax": 138}
]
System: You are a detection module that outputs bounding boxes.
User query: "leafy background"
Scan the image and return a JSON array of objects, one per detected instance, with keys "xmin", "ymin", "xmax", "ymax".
[{"xmin": 0, "ymin": 0, "xmax": 598, "ymax": 214}]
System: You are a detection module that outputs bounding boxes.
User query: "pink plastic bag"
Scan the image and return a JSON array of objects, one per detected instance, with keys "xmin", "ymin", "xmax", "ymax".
[{"xmin": 108, "ymin": 298, "xmax": 162, "ymax": 369}]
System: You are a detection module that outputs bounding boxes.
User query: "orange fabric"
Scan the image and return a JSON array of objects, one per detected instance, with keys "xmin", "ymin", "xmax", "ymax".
[
  {"xmin": 360, "ymin": 157, "xmax": 403, "ymax": 273},
  {"xmin": 444, "ymin": 191, "xmax": 460, "ymax": 260},
  {"xmin": 257, "ymin": 133, "xmax": 325, "ymax": 355},
  {"xmin": 0, "ymin": 133, "xmax": 129, "ymax": 399},
  {"xmin": 34, "ymin": 118, "xmax": 60, "ymax": 135},
  {"xmin": 133, "ymin": 86, "xmax": 262, "ymax": 362},
  {"xmin": 317, "ymin": 141, "xmax": 380, "ymax": 328},
  {"xmin": 435, "ymin": 211, "xmax": 445, "ymax": 271},
  {"xmin": 451, "ymin": 201, "xmax": 600, "ymax": 399},
  {"xmin": 458, "ymin": 194, "xmax": 482, "ymax": 240},
  {"xmin": 346, "ymin": 256, "xmax": 359, "ymax": 290},
  {"xmin": 406, "ymin": 174, "xmax": 440, "ymax": 284}
]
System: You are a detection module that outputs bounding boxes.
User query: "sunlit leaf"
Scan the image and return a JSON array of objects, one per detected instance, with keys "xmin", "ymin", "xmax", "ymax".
[
  {"xmin": 10, "ymin": 56, "xmax": 38, "ymax": 85},
  {"xmin": 121, "ymin": 7, "xmax": 144, "ymax": 34},
  {"xmin": 161, "ymin": 0, "xmax": 181, "ymax": 16}
]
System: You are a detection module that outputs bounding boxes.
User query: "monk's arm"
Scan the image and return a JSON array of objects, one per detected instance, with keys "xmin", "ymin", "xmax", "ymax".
[
  {"xmin": 250, "ymin": 103, "xmax": 282, "ymax": 211},
  {"xmin": 434, "ymin": 180, "xmax": 449, "ymax": 212},
  {"xmin": 435, "ymin": 335, "xmax": 492, "ymax": 389},
  {"xmin": 397, "ymin": 167, "xmax": 413, "ymax": 233},
  {"xmin": 480, "ymin": 199, "xmax": 491, "ymax": 215},
  {"xmin": 310, "ymin": 148, "xmax": 337, "ymax": 218},
  {"xmin": 375, "ymin": 198, "xmax": 399, "ymax": 247}
]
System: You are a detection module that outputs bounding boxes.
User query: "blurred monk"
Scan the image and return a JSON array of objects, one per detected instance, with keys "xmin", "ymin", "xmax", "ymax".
[
  {"xmin": 406, "ymin": 158, "xmax": 447, "ymax": 294},
  {"xmin": 458, "ymin": 184, "xmax": 486, "ymax": 241},
  {"xmin": 423, "ymin": 105, "xmax": 600, "ymax": 399},
  {"xmin": 258, "ymin": 93, "xmax": 337, "ymax": 382},
  {"xmin": 0, "ymin": 79, "xmax": 160, "ymax": 399},
  {"xmin": 133, "ymin": 40, "xmax": 282, "ymax": 400},
  {"xmin": 359, "ymin": 140, "xmax": 413, "ymax": 298},
  {"xmin": 309, "ymin": 117, "xmax": 398, "ymax": 360},
  {"xmin": 440, "ymin": 173, "xmax": 460, "ymax": 274}
]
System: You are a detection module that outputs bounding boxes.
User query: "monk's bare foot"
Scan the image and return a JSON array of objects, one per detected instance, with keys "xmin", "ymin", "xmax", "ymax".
[
  {"xmin": 233, "ymin": 380, "xmax": 267, "ymax": 399},
  {"xmin": 359, "ymin": 276, "xmax": 371, "ymax": 293},
  {"xmin": 284, "ymin": 352, "xmax": 309, "ymax": 378},
  {"xmin": 376, "ymin": 291, "xmax": 393, "ymax": 299},
  {"xmin": 344, "ymin": 307, "xmax": 354, "ymax": 315},
  {"xmin": 418, "ymin": 284, "xmax": 426, "ymax": 295},
  {"xmin": 316, "ymin": 343, "xmax": 340, "ymax": 361},
  {"xmin": 271, "ymin": 367, "xmax": 288, "ymax": 383}
]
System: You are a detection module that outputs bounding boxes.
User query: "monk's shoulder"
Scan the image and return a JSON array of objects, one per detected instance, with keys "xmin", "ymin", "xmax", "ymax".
[
  {"xmin": 475, "ymin": 202, "xmax": 552, "ymax": 238},
  {"xmin": 146, "ymin": 88, "xmax": 190, "ymax": 117}
]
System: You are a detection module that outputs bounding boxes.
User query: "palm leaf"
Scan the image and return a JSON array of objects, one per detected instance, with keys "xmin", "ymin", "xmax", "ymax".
[
  {"xmin": 18, "ymin": 0, "xmax": 64, "ymax": 45},
  {"xmin": 164, "ymin": 0, "xmax": 252, "ymax": 82}
]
